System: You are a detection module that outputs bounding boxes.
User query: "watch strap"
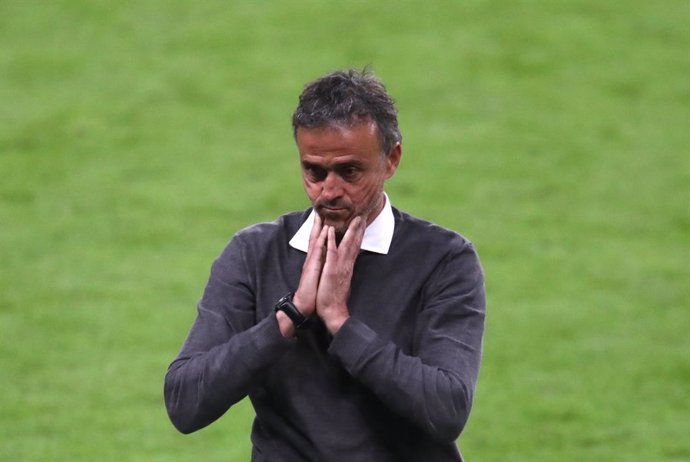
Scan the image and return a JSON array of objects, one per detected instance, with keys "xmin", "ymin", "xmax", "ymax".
[{"xmin": 274, "ymin": 293, "xmax": 310, "ymax": 329}]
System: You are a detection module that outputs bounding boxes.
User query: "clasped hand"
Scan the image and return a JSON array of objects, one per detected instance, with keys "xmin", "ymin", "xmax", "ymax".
[{"xmin": 289, "ymin": 214, "xmax": 366, "ymax": 336}]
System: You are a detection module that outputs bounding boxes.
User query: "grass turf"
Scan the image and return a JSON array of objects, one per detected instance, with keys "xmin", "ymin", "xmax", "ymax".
[{"xmin": 1, "ymin": 1, "xmax": 688, "ymax": 460}]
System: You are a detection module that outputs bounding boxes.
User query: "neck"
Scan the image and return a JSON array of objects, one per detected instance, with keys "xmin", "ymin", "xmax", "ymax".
[{"xmin": 365, "ymin": 193, "xmax": 386, "ymax": 226}]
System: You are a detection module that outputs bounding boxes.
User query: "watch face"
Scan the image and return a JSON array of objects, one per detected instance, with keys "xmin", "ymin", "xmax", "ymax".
[
  {"xmin": 275, "ymin": 294, "xmax": 308, "ymax": 329},
  {"xmin": 276, "ymin": 294, "xmax": 291, "ymax": 309}
]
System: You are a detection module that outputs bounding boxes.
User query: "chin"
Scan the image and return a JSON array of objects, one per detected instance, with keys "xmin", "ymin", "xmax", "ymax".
[
  {"xmin": 325, "ymin": 219, "xmax": 347, "ymax": 232},
  {"xmin": 321, "ymin": 217, "xmax": 349, "ymax": 236}
]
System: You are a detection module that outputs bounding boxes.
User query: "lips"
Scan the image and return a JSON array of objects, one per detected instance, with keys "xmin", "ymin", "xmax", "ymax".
[
  {"xmin": 320, "ymin": 207, "xmax": 347, "ymax": 215},
  {"xmin": 317, "ymin": 204, "xmax": 350, "ymax": 218}
]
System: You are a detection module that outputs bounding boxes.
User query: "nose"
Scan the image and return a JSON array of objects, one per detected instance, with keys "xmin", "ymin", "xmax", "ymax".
[{"xmin": 321, "ymin": 172, "xmax": 343, "ymax": 201}]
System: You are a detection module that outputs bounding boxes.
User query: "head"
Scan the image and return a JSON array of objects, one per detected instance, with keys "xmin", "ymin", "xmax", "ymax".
[
  {"xmin": 292, "ymin": 69, "xmax": 403, "ymax": 237},
  {"xmin": 292, "ymin": 68, "xmax": 402, "ymax": 154}
]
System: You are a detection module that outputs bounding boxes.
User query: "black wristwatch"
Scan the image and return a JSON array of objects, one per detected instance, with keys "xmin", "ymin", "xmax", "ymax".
[{"xmin": 274, "ymin": 293, "xmax": 310, "ymax": 329}]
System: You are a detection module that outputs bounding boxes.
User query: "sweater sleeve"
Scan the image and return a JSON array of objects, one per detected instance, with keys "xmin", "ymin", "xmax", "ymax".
[
  {"xmin": 164, "ymin": 235, "xmax": 294, "ymax": 434},
  {"xmin": 327, "ymin": 242, "xmax": 486, "ymax": 443}
]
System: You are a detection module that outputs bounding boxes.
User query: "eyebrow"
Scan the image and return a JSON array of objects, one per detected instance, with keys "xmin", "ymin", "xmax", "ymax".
[{"xmin": 301, "ymin": 159, "xmax": 365, "ymax": 169}]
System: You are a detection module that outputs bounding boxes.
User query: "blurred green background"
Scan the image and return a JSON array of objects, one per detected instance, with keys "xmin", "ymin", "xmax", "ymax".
[{"xmin": 1, "ymin": 1, "xmax": 688, "ymax": 460}]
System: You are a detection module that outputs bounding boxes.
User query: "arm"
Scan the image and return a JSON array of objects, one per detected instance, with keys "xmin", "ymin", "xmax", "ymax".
[
  {"xmin": 163, "ymin": 235, "xmax": 293, "ymax": 434},
  {"xmin": 328, "ymin": 243, "xmax": 486, "ymax": 442}
]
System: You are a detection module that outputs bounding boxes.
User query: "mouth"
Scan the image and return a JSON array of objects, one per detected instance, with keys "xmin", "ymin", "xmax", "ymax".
[{"xmin": 317, "ymin": 205, "xmax": 350, "ymax": 218}]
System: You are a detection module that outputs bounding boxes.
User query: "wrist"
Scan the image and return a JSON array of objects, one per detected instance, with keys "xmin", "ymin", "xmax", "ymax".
[
  {"xmin": 291, "ymin": 292, "xmax": 310, "ymax": 315},
  {"xmin": 275, "ymin": 293, "xmax": 310, "ymax": 334},
  {"xmin": 324, "ymin": 312, "xmax": 350, "ymax": 335},
  {"xmin": 292, "ymin": 289, "xmax": 307, "ymax": 313}
]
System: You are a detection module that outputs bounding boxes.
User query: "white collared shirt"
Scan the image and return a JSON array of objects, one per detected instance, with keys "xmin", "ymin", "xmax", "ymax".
[{"xmin": 289, "ymin": 193, "xmax": 395, "ymax": 255}]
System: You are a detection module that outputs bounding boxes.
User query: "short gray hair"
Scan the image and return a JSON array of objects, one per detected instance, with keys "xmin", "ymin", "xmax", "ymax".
[{"xmin": 292, "ymin": 69, "xmax": 402, "ymax": 154}]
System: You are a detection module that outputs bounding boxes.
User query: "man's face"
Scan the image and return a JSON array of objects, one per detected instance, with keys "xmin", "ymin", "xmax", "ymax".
[{"xmin": 296, "ymin": 122, "xmax": 401, "ymax": 237}]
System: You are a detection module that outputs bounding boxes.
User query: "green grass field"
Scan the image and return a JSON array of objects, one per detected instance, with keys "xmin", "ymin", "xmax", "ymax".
[{"xmin": 1, "ymin": 1, "xmax": 689, "ymax": 460}]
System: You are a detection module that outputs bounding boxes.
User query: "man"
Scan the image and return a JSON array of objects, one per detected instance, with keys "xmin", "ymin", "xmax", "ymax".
[{"xmin": 165, "ymin": 69, "xmax": 486, "ymax": 461}]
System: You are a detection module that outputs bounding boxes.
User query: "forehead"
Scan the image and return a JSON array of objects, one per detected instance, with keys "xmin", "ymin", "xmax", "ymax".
[{"xmin": 296, "ymin": 122, "xmax": 381, "ymax": 163}]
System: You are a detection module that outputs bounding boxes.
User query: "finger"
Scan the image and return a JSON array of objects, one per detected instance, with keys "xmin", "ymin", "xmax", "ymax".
[
  {"xmin": 340, "ymin": 216, "xmax": 365, "ymax": 255},
  {"xmin": 304, "ymin": 225, "xmax": 328, "ymax": 269},
  {"xmin": 355, "ymin": 215, "xmax": 367, "ymax": 246},
  {"xmin": 327, "ymin": 225, "xmax": 338, "ymax": 254},
  {"xmin": 308, "ymin": 213, "xmax": 323, "ymax": 249},
  {"xmin": 325, "ymin": 226, "xmax": 339, "ymax": 268},
  {"xmin": 340, "ymin": 216, "xmax": 361, "ymax": 244},
  {"xmin": 295, "ymin": 225, "xmax": 328, "ymax": 311},
  {"xmin": 314, "ymin": 224, "xmax": 328, "ymax": 264}
]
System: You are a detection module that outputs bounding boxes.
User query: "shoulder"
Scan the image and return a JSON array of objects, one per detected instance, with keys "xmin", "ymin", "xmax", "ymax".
[
  {"xmin": 234, "ymin": 210, "xmax": 308, "ymax": 244},
  {"xmin": 392, "ymin": 208, "xmax": 484, "ymax": 298},
  {"xmin": 392, "ymin": 207, "xmax": 476, "ymax": 255},
  {"xmin": 217, "ymin": 209, "xmax": 309, "ymax": 262}
]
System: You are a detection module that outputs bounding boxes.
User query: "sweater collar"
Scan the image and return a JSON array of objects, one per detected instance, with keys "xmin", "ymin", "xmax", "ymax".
[{"xmin": 289, "ymin": 193, "xmax": 394, "ymax": 255}]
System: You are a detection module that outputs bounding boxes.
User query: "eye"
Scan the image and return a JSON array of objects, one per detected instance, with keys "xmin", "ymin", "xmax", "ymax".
[
  {"xmin": 340, "ymin": 166, "xmax": 361, "ymax": 181},
  {"xmin": 303, "ymin": 164, "xmax": 326, "ymax": 182}
]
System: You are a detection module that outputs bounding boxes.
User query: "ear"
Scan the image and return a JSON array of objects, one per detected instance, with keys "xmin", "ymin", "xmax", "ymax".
[{"xmin": 384, "ymin": 143, "xmax": 402, "ymax": 179}]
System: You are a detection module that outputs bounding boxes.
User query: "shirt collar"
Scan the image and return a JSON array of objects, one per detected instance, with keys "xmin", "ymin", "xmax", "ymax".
[{"xmin": 289, "ymin": 193, "xmax": 395, "ymax": 255}]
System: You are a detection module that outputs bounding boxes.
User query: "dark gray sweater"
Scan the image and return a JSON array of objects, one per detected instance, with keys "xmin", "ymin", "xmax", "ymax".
[{"xmin": 164, "ymin": 208, "xmax": 486, "ymax": 462}]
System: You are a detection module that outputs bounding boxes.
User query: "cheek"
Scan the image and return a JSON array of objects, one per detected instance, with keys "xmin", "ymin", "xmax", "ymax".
[
  {"xmin": 302, "ymin": 180, "xmax": 319, "ymax": 200},
  {"xmin": 350, "ymin": 179, "xmax": 380, "ymax": 206}
]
